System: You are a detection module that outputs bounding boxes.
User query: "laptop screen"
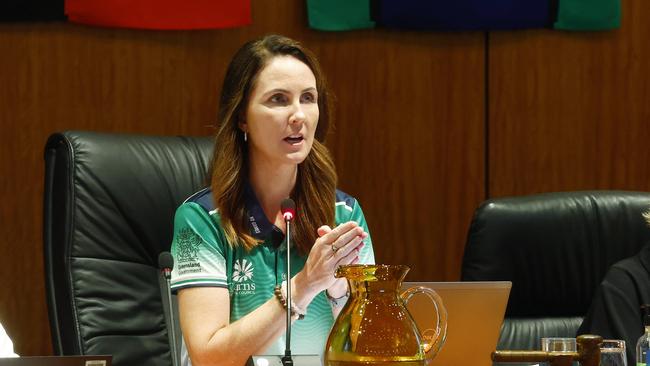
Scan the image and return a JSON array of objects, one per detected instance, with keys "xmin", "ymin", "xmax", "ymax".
[{"xmin": 402, "ymin": 281, "xmax": 511, "ymax": 366}]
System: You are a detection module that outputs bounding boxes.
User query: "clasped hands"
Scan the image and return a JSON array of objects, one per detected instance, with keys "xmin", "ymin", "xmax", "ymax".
[{"xmin": 294, "ymin": 221, "xmax": 367, "ymax": 304}]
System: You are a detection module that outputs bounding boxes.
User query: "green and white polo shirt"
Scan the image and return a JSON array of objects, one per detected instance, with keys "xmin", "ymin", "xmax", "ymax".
[{"xmin": 170, "ymin": 186, "xmax": 375, "ymax": 361}]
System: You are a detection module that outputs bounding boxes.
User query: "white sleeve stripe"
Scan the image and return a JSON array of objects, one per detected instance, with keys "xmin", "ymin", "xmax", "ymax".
[
  {"xmin": 172, "ymin": 282, "xmax": 229, "ymax": 290},
  {"xmin": 171, "ymin": 279, "xmax": 227, "ymax": 288},
  {"xmin": 335, "ymin": 201, "xmax": 353, "ymax": 212},
  {"xmin": 172, "ymin": 273, "xmax": 226, "ymax": 281}
]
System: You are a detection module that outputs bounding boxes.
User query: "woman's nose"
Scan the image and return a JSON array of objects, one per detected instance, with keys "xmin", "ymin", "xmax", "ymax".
[{"xmin": 289, "ymin": 104, "xmax": 306, "ymax": 124}]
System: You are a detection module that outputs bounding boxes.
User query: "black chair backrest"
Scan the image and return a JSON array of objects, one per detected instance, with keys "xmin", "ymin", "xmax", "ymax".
[
  {"xmin": 461, "ymin": 191, "xmax": 650, "ymax": 350},
  {"xmin": 43, "ymin": 131, "xmax": 213, "ymax": 366}
]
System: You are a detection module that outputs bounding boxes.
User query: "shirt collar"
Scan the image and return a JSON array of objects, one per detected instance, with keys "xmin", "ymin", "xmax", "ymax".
[{"xmin": 244, "ymin": 182, "xmax": 284, "ymax": 245}]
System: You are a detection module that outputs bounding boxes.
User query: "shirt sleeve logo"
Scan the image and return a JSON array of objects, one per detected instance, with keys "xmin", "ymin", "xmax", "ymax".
[{"xmin": 176, "ymin": 227, "xmax": 203, "ymax": 263}]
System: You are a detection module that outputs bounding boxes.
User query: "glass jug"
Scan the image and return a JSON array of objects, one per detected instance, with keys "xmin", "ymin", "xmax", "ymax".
[{"xmin": 324, "ymin": 264, "xmax": 447, "ymax": 366}]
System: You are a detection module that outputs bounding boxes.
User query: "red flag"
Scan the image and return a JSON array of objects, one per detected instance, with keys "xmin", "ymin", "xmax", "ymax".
[{"xmin": 65, "ymin": 0, "xmax": 251, "ymax": 30}]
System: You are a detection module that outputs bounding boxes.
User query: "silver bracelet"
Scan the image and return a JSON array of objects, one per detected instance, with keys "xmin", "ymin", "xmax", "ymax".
[{"xmin": 326, "ymin": 289, "xmax": 350, "ymax": 307}]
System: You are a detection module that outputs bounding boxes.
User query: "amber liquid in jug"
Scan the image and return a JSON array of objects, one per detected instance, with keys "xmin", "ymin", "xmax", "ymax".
[{"xmin": 324, "ymin": 264, "xmax": 447, "ymax": 366}]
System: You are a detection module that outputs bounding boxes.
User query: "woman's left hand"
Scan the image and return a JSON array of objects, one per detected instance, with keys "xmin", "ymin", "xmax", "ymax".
[{"xmin": 317, "ymin": 225, "xmax": 364, "ymax": 298}]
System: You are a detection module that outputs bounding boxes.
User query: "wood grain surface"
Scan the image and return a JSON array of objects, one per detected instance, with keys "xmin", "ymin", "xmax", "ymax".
[{"xmin": 488, "ymin": 0, "xmax": 650, "ymax": 196}]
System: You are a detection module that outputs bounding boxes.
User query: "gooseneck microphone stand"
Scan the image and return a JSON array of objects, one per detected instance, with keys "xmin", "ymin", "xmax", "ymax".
[
  {"xmin": 246, "ymin": 199, "xmax": 320, "ymax": 366},
  {"xmin": 280, "ymin": 198, "xmax": 296, "ymax": 366},
  {"xmin": 159, "ymin": 252, "xmax": 180, "ymax": 366}
]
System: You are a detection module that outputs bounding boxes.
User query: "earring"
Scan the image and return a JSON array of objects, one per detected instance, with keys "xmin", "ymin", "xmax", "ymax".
[{"xmin": 244, "ymin": 131, "xmax": 248, "ymax": 142}]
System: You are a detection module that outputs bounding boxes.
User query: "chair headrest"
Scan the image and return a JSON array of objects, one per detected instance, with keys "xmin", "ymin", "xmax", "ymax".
[{"xmin": 462, "ymin": 191, "xmax": 650, "ymax": 316}]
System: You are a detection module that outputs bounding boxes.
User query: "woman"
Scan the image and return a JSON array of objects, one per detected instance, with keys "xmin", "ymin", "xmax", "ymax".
[{"xmin": 170, "ymin": 34, "xmax": 375, "ymax": 366}]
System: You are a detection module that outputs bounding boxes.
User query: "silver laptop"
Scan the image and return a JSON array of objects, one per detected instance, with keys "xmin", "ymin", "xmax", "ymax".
[
  {"xmin": 0, "ymin": 356, "xmax": 111, "ymax": 366},
  {"xmin": 402, "ymin": 281, "xmax": 512, "ymax": 366}
]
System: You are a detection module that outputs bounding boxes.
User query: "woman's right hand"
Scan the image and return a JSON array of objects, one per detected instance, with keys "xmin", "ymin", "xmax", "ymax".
[{"xmin": 292, "ymin": 221, "xmax": 367, "ymax": 308}]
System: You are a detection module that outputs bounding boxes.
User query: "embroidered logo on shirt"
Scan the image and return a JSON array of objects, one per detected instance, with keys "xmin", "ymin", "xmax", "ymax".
[
  {"xmin": 232, "ymin": 259, "xmax": 256, "ymax": 295},
  {"xmin": 249, "ymin": 215, "xmax": 261, "ymax": 234},
  {"xmin": 176, "ymin": 228, "xmax": 202, "ymax": 263},
  {"xmin": 233, "ymin": 259, "xmax": 254, "ymax": 282}
]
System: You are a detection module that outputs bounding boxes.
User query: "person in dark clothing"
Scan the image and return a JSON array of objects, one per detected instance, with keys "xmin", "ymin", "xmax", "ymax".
[{"xmin": 578, "ymin": 222, "xmax": 650, "ymax": 366}]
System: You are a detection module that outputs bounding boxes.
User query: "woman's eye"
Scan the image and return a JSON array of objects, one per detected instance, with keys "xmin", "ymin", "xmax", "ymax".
[
  {"xmin": 301, "ymin": 92, "xmax": 316, "ymax": 103},
  {"xmin": 269, "ymin": 94, "xmax": 288, "ymax": 104}
]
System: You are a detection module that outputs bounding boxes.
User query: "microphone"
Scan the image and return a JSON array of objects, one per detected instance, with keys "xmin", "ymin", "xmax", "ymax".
[
  {"xmin": 281, "ymin": 198, "xmax": 296, "ymax": 221},
  {"xmin": 159, "ymin": 251, "xmax": 174, "ymax": 280},
  {"xmin": 158, "ymin": 252, "xmax": 180, "ymax": 366},
  {"xmin": 280, "ymin": 198, "xmax": 296, "ymax": 366}
]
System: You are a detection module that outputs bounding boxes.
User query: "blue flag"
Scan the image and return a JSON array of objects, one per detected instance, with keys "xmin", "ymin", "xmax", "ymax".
[{"xmin": 376, "ymin": 0, "xmax": 552, "ymax": 30}]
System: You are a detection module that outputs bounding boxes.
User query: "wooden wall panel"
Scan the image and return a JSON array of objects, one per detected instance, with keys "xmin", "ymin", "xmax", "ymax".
[
  {"xmin": 0, "ymin": 0, "xmax": 485, "ymax": 356},
  {"xmin": 314, "ymin": 32, "xmax": 485, "ymax": 281},
  {"xmin": 489, "ymin": 0, "xmax": 650, "ymax": 197}
]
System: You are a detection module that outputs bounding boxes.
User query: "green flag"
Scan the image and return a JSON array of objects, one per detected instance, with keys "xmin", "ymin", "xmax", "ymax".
[
  {"xmin": 554, "ymin": 0, "xmax": 621, "ymax": 30},
  {"xmin": 307, "ymin": 0, "xmax": 375, "ymax": 31}
]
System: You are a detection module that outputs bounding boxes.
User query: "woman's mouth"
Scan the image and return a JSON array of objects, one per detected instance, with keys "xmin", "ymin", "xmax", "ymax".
[{"xmin": 284, "ymin": 135, "xmax": 304, "ymax": 145}]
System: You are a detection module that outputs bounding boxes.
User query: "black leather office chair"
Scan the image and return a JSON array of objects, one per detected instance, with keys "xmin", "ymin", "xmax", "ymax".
[
  {"xmin": 461, "ymin": 191, "xmax": 650, "ymax": 351},
  {"xmin": 43, "ymin": 131, "xmax": 213, "ymax": 366}
]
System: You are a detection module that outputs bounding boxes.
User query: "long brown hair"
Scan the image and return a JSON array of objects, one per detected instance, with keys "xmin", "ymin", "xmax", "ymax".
[{"xmin": 210, "ymin": 34, "xmax": 336, "ymax": 254}]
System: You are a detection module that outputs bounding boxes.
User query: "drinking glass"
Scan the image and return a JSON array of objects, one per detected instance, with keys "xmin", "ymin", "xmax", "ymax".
[
  {"xmin": 541, "ymin": 337, "xmax": 577, "ymax": 352},
  {"xmin": 600, "ymin": 339, "xmax": 627, "ymax": 366}
]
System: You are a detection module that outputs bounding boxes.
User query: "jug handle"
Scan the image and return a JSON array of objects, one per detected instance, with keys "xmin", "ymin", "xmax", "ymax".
[{"xmin": 401, "ymin": 286, "xmax": 448, "ymax": 356}]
